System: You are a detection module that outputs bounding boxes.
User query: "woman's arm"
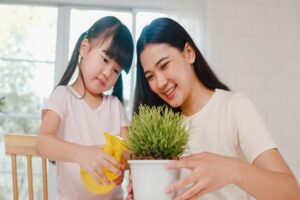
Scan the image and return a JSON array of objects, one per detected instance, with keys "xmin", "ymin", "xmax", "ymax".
[
  {"xmin": 236, "ymin": 148, "xmax": 300, "ymax": 200},
  {"xmin": 166, "ymin": 149, "xmax": 300, "ymax": 200}
]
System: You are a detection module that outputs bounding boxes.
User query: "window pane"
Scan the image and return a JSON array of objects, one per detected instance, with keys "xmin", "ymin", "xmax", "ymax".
[
  {"xmin": 0, "ymin": 5, "xmax": 57, "ymax": 61},
  {"xmin": 0, "ymin": 4, "xmax": 57, "ymax": 200},
  {"xmin": 136, "ymin": 12, "xmax": 167, "ymax": 38}
]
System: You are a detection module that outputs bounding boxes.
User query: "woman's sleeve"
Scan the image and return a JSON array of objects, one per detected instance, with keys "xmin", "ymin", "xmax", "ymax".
[{"xmin": 231, "ymin": 94, "xmax": 277, "ymax": 163}]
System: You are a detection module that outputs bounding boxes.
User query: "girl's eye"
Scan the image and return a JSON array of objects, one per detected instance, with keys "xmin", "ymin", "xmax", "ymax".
[
  {"xmin": 103, "ymin": 57, "xmax": 108, "ymax": 63},
  {"xmin": 113, "ymin": 69, "xmax": 120, "ymax": 75},
  {"xmin": 101, "ymin": 55, "xmax": 109, "ymax": 63}
]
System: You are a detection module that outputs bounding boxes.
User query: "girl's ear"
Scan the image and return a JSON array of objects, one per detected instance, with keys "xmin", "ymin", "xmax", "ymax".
[
  {"xmin": 183, "ymin": 42, "xmax": 196, "ymax": 64},
  {"xmin": 79, "ymin": 38, "xmax": 90, "ymax": 57}
]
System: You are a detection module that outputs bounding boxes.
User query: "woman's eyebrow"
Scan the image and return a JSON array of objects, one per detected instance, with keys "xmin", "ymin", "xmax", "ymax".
[
  {"xmin": 144, "ymin": 56, "xmax": 169, "ymax": 76},
  {"xmin": 154, "ymin": 56, "xmax": 168, "ymax": 67}
]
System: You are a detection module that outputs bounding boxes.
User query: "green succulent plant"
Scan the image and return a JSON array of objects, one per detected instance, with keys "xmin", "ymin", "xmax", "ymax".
[{"xmin": 128, "ymin": 105, "xmax": 189, "ymax": 160}]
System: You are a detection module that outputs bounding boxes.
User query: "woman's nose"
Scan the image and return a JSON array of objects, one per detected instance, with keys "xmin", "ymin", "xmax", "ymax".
[{"xmin": 156, "ymin": 73, "xmax": 167, "ymax": 90}]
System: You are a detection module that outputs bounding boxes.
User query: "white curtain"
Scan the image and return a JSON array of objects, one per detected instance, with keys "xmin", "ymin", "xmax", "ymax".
[{"xmin": 160, "ymin": 0, "xmax": 207, "ymax": 56}]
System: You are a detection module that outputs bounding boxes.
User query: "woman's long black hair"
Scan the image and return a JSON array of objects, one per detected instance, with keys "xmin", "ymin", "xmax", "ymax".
[
  {"xmin": 133, "ymin": 17, "xmax": 229, "ymax": 113},
  {"xmin": 57, "ymin": 16, "xmax": 133, "ymax": 103}
]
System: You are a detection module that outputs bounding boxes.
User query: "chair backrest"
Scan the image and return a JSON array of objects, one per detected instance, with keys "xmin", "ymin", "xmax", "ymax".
[{"xmin": 4, "ymin": 134, "xmax": 48, "ymax": 200}]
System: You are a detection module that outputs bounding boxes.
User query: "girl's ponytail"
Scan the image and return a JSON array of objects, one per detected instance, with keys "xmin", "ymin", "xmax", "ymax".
[
  {"xmin": 112, "ymin": 74, "xmax": 124, "ymax": 103},
  {"xmin": 57, "ymin": 32, "xmax": 87, "ymax": 86}
]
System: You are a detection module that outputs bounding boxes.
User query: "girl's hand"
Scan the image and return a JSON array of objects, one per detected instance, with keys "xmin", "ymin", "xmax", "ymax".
[
  {"xmin": 165, "ymin": 152, "xmax": 240, "ymax": 200},
  {"xmin": 113, "ymin": 150, "xmax": 131, "ymax": 185},
  {"xmin": 76, "ymin": 145, "xmax": 122, "ymax": 185}
]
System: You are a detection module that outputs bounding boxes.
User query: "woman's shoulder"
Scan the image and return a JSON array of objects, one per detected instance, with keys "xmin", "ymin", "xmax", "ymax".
[
  {"xmin": 215, "ymin": 89, "xmax": 251, "ymax": 104},
  {"xmin": 215, "ymin": 89, "xmax": 257, "ymax": 116}
]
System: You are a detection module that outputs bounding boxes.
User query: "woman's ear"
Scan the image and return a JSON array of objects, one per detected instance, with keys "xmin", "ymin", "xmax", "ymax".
[
  {"xmin": 79, "ymin": 38, "xmax": 90, "ymax": 57},
  {"xmin": 184, "ymin": 42, "xmax": 196, "ymax": 64}
]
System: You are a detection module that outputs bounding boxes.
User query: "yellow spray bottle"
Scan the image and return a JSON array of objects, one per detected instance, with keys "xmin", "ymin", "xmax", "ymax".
[{"xmin": 80, "ymin": 132, "xmax": 127, "ymax": 194}]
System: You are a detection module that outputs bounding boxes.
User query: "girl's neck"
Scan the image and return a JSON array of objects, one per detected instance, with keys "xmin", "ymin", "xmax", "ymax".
[
  {"xmin": 181, "ymin": 80, "xmax": 214, "ymax": 116},
  {"xmin": 71, "ymin": 79, "xmax": 103, "ymax": 110}
]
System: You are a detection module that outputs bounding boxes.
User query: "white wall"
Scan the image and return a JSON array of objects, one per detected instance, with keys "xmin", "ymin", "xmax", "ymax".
[{"xmin": 205, "ymin": 0, "xmax": 300, "ymax": 181}]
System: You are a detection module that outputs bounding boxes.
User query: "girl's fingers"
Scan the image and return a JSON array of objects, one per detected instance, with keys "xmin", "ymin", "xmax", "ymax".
[
  {"xmin": 95, "ymin": 167, "xmax": 111, "ymax": 185},
  {"xmin": 101, "ymin": 159, "xmax": 121, "ymax": 176},
  {"xmin": 91, "ymin": 171, "xmax": 103, "ymax": 185},
  {"xmin": 102, "ymin": 153, "xmax": 121, "ymax": 168}
]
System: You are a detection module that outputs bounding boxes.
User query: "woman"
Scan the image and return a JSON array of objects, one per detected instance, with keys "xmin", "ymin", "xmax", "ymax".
[{"xmin": 129, "ymin": 17, "xmax": 300, "ymax": 200}]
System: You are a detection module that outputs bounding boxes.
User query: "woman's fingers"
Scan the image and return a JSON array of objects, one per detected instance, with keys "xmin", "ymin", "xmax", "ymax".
[
  {"xmin": 166, "ymin": 159, "xmax": 198, "ymax": 170},
  {"xmin": 173, "ymin": 184, "xmax": 207, "ymax": 200},
  {"xmin": 126, "ymin": 171, "xmax": 134, "ymax": 200},
  {"xmin": 165, "ymin": 174, "xmax": 195, "ymax": 194}
]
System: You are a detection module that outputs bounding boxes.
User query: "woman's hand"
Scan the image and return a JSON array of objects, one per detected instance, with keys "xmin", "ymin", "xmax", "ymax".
[
  {"xmin": 76, "ymin": 145, "xmax": 122, "ymax": 185},
  {"xmin": 125, "ymin": 170, "xmax": 134, "ymax": 200},
  {"xmin": 165, "ymin": 152, "xmax": 240, "ymax": 200}
]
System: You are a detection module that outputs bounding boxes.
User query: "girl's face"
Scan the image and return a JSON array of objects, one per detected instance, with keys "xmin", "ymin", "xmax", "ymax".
[
  {"xmin": 140, "ymin": 43, "xmax": 196, "ymax": 108},
  {"xmin": 79, "ymin": 38, "xmax": 122, "ymax": 95}
]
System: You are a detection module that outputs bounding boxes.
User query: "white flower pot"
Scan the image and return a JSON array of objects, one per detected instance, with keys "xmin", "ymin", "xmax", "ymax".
[{"xmin": 128, "ymin": 160, "xmax": 179, "ymax": 200}]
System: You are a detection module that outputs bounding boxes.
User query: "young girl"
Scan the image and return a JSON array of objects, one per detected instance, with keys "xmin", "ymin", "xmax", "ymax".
[
  {"xmin": 129, "ymin": 18, "xmax": 300, "ymax": 200},
  {"xmin": 37, "ymin": 16, "xmax": 133, "ymax": 200}
]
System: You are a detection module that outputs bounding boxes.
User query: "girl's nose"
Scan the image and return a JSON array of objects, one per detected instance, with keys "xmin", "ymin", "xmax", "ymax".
[
  {"xmin": 156, "ymin": 73, "xmax": 167, "ymax": 90},
  {"xmin": 102, "ymin": 65, "xmax": 113, "ymax": 78}
]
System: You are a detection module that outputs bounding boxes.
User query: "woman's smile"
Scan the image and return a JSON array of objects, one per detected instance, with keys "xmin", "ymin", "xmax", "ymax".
[{"xmin": 164, "ymin": 85, "xmax": 177, "ymax": 100}]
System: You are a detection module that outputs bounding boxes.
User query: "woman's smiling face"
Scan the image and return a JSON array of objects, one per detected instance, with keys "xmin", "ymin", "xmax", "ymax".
[{"xmin": 140, "ymin": 43, "xmax": 196, "ymax": 108}]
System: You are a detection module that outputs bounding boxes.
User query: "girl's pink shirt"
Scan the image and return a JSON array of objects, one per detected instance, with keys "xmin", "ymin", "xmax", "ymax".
[{"xmin": 43, "ymin": 86, "xmax": 128, "ymax": 200}]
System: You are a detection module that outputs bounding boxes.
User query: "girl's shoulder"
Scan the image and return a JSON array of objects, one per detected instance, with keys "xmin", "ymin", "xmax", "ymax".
[
  {"xmin": 51, "ymin": 85, "xmax": 69, "ymax": 96},
  {"xmin": 104, "ymin": 94, "xmax": 123, "ymax": 105}
]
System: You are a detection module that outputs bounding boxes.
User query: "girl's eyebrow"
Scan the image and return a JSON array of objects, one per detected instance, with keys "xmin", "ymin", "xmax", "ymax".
[{"xmin": 144, "ymin": 56, "xmax": 168, "ymax": 76}]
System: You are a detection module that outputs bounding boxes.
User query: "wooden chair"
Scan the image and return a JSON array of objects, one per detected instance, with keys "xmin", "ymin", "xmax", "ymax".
[{"xmin": 4, "ymin": 134, "xmax": 48, "ymax": 200}]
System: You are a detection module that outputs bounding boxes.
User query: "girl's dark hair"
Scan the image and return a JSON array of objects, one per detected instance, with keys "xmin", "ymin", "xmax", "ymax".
[
  {"xmin": 133, "ymin": 17, "xmax": 229, "ymax": 113},
  {"xmin": 57, "ymin": 16, "xmax": 133, "ymax": 103}
]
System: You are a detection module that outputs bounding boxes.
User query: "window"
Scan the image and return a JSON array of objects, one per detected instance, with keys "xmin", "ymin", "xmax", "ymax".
[
  {"xmin": 0, "ymin": 2, "xmax": 167, "ymax": 199},
  {"xmin": 0, "ymin": 4, "xmax": 57, "ymax": 199}
]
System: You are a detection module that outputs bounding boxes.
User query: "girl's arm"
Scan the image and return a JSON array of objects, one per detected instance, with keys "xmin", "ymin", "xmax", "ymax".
[
  {"xmin": 120, "ymin": 126, "xmax": 131, "ymax": 164},
  {"xmin": 166, "ymin": 149, "xmax": 300, "ymax": 200},
  {"xmin": 37, "ymin": 110, "xmax": 83, "ymax": 162},
  {"xmin": 120, "ymin": 126, "xmax": 129, "ymax": 141},
  {"xmin": 37, "ymin": 110, "xmax": 122, "ymax": 184}
]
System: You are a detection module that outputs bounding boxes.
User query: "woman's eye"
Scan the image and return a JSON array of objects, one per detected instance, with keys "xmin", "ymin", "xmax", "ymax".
[
  {"xmin": 146, "ymin": 75, "xmax": 153, "ymax": 81},
  {"xmin": 160, "ymin": 62, "xmax": 169, "ymax": 70}
]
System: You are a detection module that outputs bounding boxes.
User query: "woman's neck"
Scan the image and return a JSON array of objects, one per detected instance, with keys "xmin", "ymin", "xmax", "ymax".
[{"xmin": 181, "ymin": 81, "xmax": 214, "ymax": 116}]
